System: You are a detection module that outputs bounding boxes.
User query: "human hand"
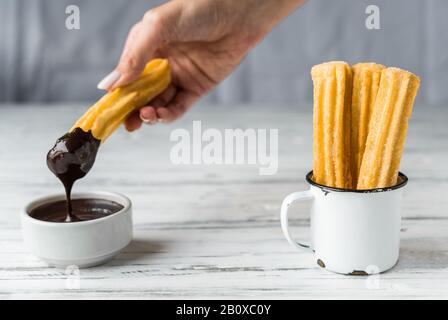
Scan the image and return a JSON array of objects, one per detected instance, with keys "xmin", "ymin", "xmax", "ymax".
[{"xmin": 97, "ymin": 0, "xmax": 306, "ymax": 131}]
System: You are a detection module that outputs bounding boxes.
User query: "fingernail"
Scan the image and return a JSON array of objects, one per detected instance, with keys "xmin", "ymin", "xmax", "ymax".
[
  {"xmin": 157, "ymin": 118, "xmax": 164, "ymax": 123},
  {"xmin": 97, "ymin": 70, "xmax": 121, "ymax": 90},
  {"xmin": 140, "ymin": 114, "xmax": 155, "ymax": 124}
]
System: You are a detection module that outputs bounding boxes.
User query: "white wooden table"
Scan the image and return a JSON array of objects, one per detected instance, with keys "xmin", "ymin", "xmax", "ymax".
[{"xmin": 0, "ymin": 103, "xmax": 447, "ymax": 299}]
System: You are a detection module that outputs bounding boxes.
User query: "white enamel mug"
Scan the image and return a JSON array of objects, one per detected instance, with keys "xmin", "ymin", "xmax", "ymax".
[{"xmin": 280, "ymin": 171, "xmax": 408, "ymax": 275}]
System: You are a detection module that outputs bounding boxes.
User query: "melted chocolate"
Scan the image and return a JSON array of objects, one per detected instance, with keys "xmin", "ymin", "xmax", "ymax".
[
  {"xmin": 29, "ymin": 198, "xmax": 124, "ymax": 223},
  {"xmin": 46, "ymin": 128, "xmax": 101, "ymax": 222}
]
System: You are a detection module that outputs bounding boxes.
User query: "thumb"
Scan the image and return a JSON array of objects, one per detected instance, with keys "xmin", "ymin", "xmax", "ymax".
[{"xmin": 97, "ymin": 10, "xmax": 172, "ymax": 90}]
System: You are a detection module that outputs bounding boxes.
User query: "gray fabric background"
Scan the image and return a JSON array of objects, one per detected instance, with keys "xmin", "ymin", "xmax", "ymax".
[{"xmin": 0, "ymin": 0, "xmax": 446, "ymax": 105}]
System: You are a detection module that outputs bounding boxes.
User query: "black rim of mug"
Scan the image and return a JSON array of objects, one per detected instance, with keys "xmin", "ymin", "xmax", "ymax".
[{"xmin": 306, "ymin": 171, "xmax": 408, "ymax": 193}]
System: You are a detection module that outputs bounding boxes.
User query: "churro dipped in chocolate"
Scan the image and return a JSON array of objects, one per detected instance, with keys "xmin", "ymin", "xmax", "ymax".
[
  {"xmin": 47, "ymin": 59, "xmax": 170, "ymax": 221},
  {"xmin": 72, "ymin": 59, "xmax": 170, "ymax": 141}
]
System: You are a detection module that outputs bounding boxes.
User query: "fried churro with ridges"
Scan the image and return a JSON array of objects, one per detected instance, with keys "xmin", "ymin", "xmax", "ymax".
[
  {"xmin": 311, "ymin": 61, "xmax": 353, "ymax": 189},
  {"xmin": 350, "ymin": 63, "xmax": 385, "ymax": 184},
  {"xmin": 357, "ymin": 67, "xmax": 420, "ymax": 189},
  {"xmin": 72, "ymin": 59, "xmax": 170, "ymax": 141}
]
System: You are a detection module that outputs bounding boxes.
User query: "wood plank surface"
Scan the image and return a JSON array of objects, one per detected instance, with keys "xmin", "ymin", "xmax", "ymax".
[{"xmin": 0, "ymin": 103, "xmax": 446, "ymax": 299}]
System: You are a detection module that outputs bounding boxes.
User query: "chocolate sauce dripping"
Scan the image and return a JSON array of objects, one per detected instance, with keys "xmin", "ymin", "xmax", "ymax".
[{"xmin": 46, "ymin": 128, "xmax": 101, "ymax": 222}]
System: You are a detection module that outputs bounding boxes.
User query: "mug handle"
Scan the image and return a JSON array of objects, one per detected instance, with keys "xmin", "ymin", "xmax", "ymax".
[{"xmin": 280, "ymin": 190, "xmax": 314, "ymax": 252}]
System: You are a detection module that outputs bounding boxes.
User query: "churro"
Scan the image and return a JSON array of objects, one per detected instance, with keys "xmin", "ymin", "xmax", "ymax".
[
  {"xmin": 357, "ymin": 67, "xmax": 420, "ymax": 189},
  {"xmin": 350, "ymin": 63, "xmax": 385, "ymax": 183},
  {"xmin": 72, "ymin": 59, "xmax": 171, "ymax": 141},
  {"xmin": 311, "ymin": 61, "xmax": 353, "ymax": 189}
]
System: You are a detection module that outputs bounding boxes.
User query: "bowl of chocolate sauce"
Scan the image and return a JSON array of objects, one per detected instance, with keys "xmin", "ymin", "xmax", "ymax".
[{"xmin": 21, "ymin": 191, "xmax": 132, "ymax": 268}]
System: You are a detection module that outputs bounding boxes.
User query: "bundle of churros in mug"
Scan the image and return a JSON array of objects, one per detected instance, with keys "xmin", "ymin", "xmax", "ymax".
[{"xmin": 311, "ymin": 61, "xmax": 420, "ymax": 190}]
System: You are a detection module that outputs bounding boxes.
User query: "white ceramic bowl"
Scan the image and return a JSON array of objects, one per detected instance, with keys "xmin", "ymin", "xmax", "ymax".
[{"xmin": 22, "ymin": 191, "xmax": 133, "ymax": 268}]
